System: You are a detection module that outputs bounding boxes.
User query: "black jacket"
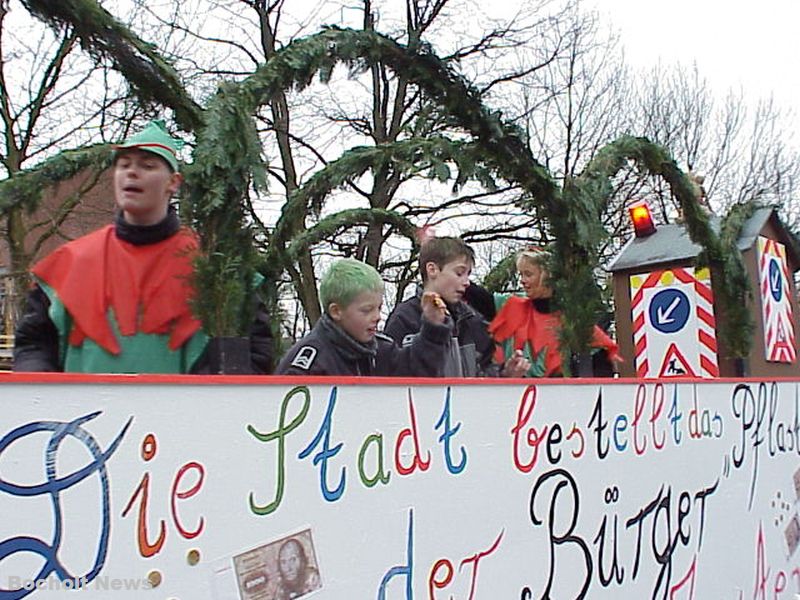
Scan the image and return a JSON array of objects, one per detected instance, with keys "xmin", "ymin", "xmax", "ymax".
[
  {"xmin": 13, "ymin": 209, "xmax": 274, "ymax": 374},
  {"xmin": 384, "ymin": 291, "xmax": 498, "ymax": 377},
  {"xmin": 276, "ymin": 314, "xmax": 451, "ymax": 376}
]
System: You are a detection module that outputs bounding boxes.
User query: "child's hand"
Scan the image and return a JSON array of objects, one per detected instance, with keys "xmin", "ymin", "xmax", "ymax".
[
  {"xmin": 502, "ymin": 349, "xmax": 530, "ymax": 378},
  {"xmin": 421, "ymin": 291, "xmax": 448, "ymax": 325}
]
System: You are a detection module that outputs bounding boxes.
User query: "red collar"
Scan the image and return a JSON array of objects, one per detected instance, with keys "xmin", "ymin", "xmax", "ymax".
[{"xmin": 33, "ymin": 225, "xmax": 202, "ymax": 354}]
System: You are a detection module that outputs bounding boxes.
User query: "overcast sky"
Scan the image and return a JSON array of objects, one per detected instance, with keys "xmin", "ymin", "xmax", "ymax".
[{"xmin": 590, "ymin": 0, "xmax": 799, "ymax": 111}]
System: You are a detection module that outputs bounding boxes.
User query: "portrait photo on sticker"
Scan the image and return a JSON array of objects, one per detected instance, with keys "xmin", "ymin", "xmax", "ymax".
[{"xmin": 232, "ymin": 528, "xmax": 322, "ymax": 600}]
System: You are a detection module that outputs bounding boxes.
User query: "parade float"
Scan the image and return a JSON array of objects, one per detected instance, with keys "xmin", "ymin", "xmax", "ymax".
[
  {"xmin": 5, "ymin": 200, "xmax": 800, "ymax": 600},
  {"xmin": 2, "ymin": 372, "xmax": 799, "ymax": 599},
  {"xmin": 3, "ymin": 1, "xmax": 800, "ymax": 599}
]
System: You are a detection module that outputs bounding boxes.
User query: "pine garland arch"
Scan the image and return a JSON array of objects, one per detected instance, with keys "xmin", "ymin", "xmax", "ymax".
[
  {"xmin": 0, "ymin": 145, "xmax": 110, "ymax": 215},
  {"xmin": 285, "ymin": 208, "xmax": 419, "ymax": 262},
  {"xmin": 185, "ymin": 26, "xmax": 564, "ymax": 336},
  {"xmin": 265, "ymin": 137, "xmax": 496, "ymax": 271},
  {"xmin": 558, "ymin": 135, "xmax": 755, "ymax": 359},
  {"xmin": 15, "ymin": 2, "xmax": 755, "ymax": 359}
]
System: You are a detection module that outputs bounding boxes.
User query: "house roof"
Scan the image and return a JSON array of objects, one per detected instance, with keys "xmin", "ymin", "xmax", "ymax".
[{"xmin": 608, "ymin": 207, "xmax": 800, "ymax": 273}]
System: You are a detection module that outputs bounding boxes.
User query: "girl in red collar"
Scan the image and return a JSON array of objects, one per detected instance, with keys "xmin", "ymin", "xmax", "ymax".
[{"xmin": 489, "ymin": 247, "xmax": 621, "ymax": 377}]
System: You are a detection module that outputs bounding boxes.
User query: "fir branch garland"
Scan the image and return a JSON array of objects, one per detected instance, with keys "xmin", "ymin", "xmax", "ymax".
[
  {"xmin": 576, "ymin": 135, "xmax": 756, "ymax": 358},
  {"xmin": 265, "ymin": 136, "xmax": 495, "ymax": 278},
  {"xmin": 182, "ymin": 83, "xmax": 266, "ymax": 336},
  {"xmin": 240, "ymin": 28, "xmax": 567, "ymax": 321},
  {"xmin": 0, "ymin": 144, "xmax": 109, "ymax": 215},
  {"xmin": 241, "ymin": 27, "xmax": 558, "ymax": 207},
  {"xmin": 482, "ymin": 254, "xmax": 518, "ymax": 293},
  {"xmin": 284, "ymin": 208, "xmax": 418, "ymax": 261},
  {"xmin": 714, "ymin": 201, "xmax": 759, "ymax": 357}
]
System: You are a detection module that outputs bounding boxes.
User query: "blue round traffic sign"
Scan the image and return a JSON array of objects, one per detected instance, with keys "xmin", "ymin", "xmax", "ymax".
[
  {"xmin": 649, "ymin": 289, "xmax": 690, "ymax": 334},
  {"xmin": 769, "ymin": 259, "xmax": 783, "ymax": 302}
]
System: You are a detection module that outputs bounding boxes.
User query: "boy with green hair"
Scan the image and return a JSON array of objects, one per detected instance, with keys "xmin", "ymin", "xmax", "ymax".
[{"xmin": 277, "ymin": 258, "xmax": 451, "ymax": 376}]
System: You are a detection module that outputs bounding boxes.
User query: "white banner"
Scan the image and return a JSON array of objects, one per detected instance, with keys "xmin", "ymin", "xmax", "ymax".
[{"xmin": 0, "ymin": 375, "xmax": 798, "ymax": 599}]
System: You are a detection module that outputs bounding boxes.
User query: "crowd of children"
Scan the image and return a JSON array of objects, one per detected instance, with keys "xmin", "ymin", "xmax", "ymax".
[
  {"xmin": 12, "ymin": 120, "xmax": 620, "ymax": 377},
  {"xmin": 277, "ymin": 237, "xmax": 619, "ymax": 378}
]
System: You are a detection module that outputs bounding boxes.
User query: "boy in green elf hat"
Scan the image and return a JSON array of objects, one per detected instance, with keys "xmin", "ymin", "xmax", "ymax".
[{"xmin": 13, "ymin": 120, "xmax": 272, "ymax": 373}]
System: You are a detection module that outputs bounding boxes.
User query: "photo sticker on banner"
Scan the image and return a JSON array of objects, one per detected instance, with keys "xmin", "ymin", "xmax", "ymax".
[{"xmin": 232, "ymin": 528, "xmax": 322, "ymax": 600}]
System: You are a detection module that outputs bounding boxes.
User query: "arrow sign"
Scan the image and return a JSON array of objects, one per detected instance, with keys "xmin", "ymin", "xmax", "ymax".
[
  {"xmin": 758, "ymin": 237, "xmax": 796, "ymax": 364},
  {"xmin": 649, "ymin": 289, "xmax": 690, "ymax": 334},
  {"xmin": 769, "ymin": 259, "xmax": 783, "ymax": 302},
  {"xmin": 656, "ymin": 296, "xmax": 681, "ymax": 325}
]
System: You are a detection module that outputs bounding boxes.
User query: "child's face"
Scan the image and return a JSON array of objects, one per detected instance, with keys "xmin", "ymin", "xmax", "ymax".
[
  {"xmin": 330, "ymin": 290, "xmax": 383, "ymax": 343},
  {"xmin": 114, "ymin": 149, "xmax": 181, "ymax": 225},
  {"xmin": 424, "ymin": 255, "xmax": 472, "ymax": 305},
  {"xmin": 517, "ymin": 257, "xmax": 552, "ymax": 300}
]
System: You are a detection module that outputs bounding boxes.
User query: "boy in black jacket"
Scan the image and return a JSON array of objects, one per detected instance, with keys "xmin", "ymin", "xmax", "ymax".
[
  {"xmin": 385, "ymin": 237, "xmax": 528, "ymax": 377},
  {"xmin": 276, "ymin": 259, "xmax": 451, "ymax": 376}
]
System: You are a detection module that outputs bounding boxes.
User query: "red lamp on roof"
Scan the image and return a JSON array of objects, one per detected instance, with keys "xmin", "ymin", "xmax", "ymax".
[{"xmin": 628, "ymin": 200, "xmax": 657, "ymax": 238}]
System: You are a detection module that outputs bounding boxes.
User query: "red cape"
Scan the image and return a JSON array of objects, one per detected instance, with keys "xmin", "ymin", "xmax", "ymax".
[
  {"xmin": 489, "ymin": 295, "xmax": 620, "ymax": 377},
  {"xmin": 32, "ymin": 225, "xmax": 202, "ymax": 355}
]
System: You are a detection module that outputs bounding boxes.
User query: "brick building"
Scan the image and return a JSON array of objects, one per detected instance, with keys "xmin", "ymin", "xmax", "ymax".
[{"xmin": 0, "ymin": 168, "xmax": 114, "ymax": 367}]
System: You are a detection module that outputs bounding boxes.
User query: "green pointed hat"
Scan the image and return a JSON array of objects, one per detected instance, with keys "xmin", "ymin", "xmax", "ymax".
[{"xmin": 113, "ymin": 119, "xmax": 184, "ymax": 171}]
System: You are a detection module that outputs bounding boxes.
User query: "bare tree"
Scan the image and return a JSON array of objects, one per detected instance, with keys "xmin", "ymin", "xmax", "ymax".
[
  {"xmin": 624, "ymin": 63, "xmax": 800, "ymax": 225},
  {"xmin": 478, "ymin": 3, "xmax": 632, "ymax": 269},
  {"xmin": 10, "ymin": 0, "xmax": 800, "ymax": 354},
  {"xmin": 0, "ymin": 0, "xmax": 134, "ymax": 330}
]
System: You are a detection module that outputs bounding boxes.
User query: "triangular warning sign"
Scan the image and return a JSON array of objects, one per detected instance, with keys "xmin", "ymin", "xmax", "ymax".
[
  {"xmin": 769, "ymin": 319, "xmax": 793, "ymax": 361},
  {"xmin": 658, "ymin": 342, "xmax": 697, "ymax": 377},
  {"xmin": 776, "ymin": 319, "xmax": 788, "ymax": 343}
]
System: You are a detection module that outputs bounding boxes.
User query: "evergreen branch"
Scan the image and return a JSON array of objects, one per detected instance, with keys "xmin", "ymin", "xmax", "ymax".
[
  {"xmin": 575, "ymin": 135, "xmax": 756, "ymax": 359},
  {"xmin": 265, "ymin": 135, "xmax": 495, "ymax": 277},
  {"xmin": 240, "ymin": 27, "xmax": 557, "ymax": 204},
  {"xmin": 283, "ymin": 208, "xmax": 417, "ymax": 260},
  {"xmin": 716, "ymin": 200, "xmax": 760, "ymax": 357},
  {"xmin": 0, "ymin": 144, "xmax": 110, "ymax": 215},
  {"xmin": 182, "ymin": 82, "xmax": 266, "ymax": 335},
  {"xmin": 482, "ymin": 254, "xmax": 518, "ymax": 293}
]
